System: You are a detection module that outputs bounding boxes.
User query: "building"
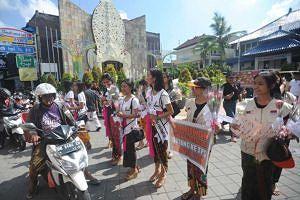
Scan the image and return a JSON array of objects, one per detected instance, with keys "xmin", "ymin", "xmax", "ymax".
[
  {"xmin": 228, "ymin": 8, "xmax": 300, "ymax": 71},
  {"xmin": 24, "ymin": 11, "xmax": 63, "ymax": 79},
  {"xmin": 173, "ymin": 34, "xmax": 234, "ymax": 67},
  {"xmin": 146, "ymin": 31, "xmax": 161, "ymax": 68}
]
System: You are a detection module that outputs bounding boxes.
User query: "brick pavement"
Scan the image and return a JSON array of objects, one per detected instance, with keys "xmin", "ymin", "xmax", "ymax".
[{"xmin": 0, "ymin": 121, "xmax": 299, "ymax": 200}]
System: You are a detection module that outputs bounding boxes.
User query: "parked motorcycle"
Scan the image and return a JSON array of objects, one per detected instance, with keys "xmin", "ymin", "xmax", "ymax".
[
  {"xmin": 21, "ymin": 123, "xmax": 91, "ymax": 200},
  {"xmin": 2, "ymin": 110, "xmax": 26, "ymax": 151}
]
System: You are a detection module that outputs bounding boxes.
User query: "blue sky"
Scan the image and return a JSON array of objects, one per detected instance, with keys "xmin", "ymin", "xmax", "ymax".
[{"xmin": 0, "ymin": 0, "xmax": 300, "ymax": 50}]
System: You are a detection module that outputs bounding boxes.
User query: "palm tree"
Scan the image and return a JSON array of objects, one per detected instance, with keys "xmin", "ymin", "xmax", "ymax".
[
  {"xmin": 194, "ymin": 12, "xmax": 246, "ymax": 64},
  {"xmin": 194, "ymin": 36, "xmax": 219, "ymax": 68}
]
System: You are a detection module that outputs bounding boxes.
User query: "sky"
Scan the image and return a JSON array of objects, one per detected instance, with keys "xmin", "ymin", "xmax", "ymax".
[{"xmin": 0, "ymin": 0, "xmax": 300, "ymax": 51}]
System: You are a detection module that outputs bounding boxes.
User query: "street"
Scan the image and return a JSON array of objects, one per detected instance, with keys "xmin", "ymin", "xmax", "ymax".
[{"xmin": 0, "ymin": 121, "xmax": 300, "ymax": 200}]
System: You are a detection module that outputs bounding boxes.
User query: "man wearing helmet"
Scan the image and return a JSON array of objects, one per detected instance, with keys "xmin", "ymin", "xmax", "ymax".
[
  {"xmin": 25, "ymin": 83, "xmax": 100, "ymax": 199},
  {"xmin": 24, "ymin": 83, "xmax": 76, "ymax": 199}
]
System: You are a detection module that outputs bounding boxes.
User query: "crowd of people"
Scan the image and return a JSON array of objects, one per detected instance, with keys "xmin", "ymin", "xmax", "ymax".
[{"xmin": 1, "ymin": 69, "xmax": 300, "ymax": 200}]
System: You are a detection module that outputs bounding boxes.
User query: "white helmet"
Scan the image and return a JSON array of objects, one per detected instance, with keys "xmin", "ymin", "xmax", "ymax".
[{"xmin": 35, "ymin": 83, "xmax": 57, "ymax": 96}]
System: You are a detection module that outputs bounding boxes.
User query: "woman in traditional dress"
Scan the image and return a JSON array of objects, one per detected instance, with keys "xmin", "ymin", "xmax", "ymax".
[
  {"xmin": 117, "ymin": 80, "xmax": 141, "ymax": 180},
  {"xmin": 101, "ymin": 73, "xmax": 121, "ymax": 166},
  {"xmin": 231, "ymin": 72, "xmax": 292, "ymax": 200},
  {"xmin": 147, "ymin": 69, "xmax": 174, "ymax": 188},
  {"xmin": 181, "ymin": 77, "xmax": 214, "ymax": 200}
]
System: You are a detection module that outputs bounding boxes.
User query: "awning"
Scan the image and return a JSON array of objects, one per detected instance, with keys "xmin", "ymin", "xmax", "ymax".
[
  {"xmin": 226, "ymin": 57, "xmax": 255, "ymax": 65},
  {"xmin": 243, "ymin": 37, "xmax": 300, "ymax": 56}
]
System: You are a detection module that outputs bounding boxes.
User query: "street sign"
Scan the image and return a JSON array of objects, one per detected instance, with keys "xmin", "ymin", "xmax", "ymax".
[
  {"xmin": 0, "ymin": 44, "xmax": 35, "ymax": 54},
  {"xmin": 16, "ymin": 55, "xmax": 36, "ymax": 68}
]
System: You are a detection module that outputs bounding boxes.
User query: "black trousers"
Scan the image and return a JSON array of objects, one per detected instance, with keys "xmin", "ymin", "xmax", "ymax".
[
  {"xmin": 123, "ymin": 134, "xmax": 137, "ymax": 168},
  {"xmin": 241, "ymin": 152, "xmax": 273, "ymax": 200}
]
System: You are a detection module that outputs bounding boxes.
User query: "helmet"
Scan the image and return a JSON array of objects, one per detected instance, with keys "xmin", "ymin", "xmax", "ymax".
[
  {"xmin": 35, "ymin": 83, "xmax": 57, "ymax": 96},
  {"xmin": 0, "ymin": 88, "xmax": 11, "ymax": 99}
]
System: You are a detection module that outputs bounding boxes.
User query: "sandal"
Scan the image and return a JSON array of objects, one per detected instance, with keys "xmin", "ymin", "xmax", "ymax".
[
  {"xmin": 125, "ymin": 170, "xmax": 138, "ymax": 181},
  {"xmin": 272, "ymin": 183, "xmax": 280, "ymax": 196},
  {"xmin": 111, "ymin": 157, "xmax": 121, "ymax": 166},
  {"xmin": 149, "ymin": 171, "xmax": 160, "ymax": 182},
  {"xmin": 155, "ymin": 174, "xmax": 166, "ymax": 188},
  {"xmin": 181, "ymin": 190, "xmax": 194, "ymax": 200}
]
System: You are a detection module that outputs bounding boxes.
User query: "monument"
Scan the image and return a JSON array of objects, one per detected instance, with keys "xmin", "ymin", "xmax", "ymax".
[{"xmin": 58, "ymin": 0, "xmax": 147, "ymax": 80}]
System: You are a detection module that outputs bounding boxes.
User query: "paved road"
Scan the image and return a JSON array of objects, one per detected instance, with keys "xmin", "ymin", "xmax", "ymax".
[{"xmin": 0, "ymin": 121, "xmax": 299, "ymax": 200}]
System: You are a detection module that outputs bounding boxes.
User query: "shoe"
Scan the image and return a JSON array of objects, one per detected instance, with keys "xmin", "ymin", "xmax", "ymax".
[
  {"xmin": 111, "ymin": 157, "xmax": 121, "ymax": 166},
  {"xmin": 96, "ymin": 127, "xmax": 101, "ymax": 131},
  {"xmin": 167, "ymin": 151, "xmax": 173, "ymax": 159},
  {"xmin": 149, "ymin": 171, "xmax": 160, "ymax": 182}
]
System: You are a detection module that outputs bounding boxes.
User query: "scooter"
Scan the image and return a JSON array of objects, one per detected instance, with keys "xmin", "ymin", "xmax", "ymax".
[
  {"xmin": 21, "ymin": 123, "xmax": 91, "ymax": 200},
  {"xmin": 2, "ymin": 111, "xmax": 26, "ymax": 151}
]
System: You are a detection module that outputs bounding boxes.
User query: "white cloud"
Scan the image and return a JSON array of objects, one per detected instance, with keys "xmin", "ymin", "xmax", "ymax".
[
  {"xmin": 0, "ymin": 0, "xmax": 58, "ymax": 22},
  {"xmin": 262, "ymin": 0, "xmax": 296, "ymax": 26},
  {"xmin": 119, "ymin": 10, "xmax": 128, "ymax": 20}
]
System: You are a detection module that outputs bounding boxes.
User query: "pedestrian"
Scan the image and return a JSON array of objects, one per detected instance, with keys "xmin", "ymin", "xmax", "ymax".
[
  {"xmin": 76, "ymin": 82, "xmax": 91, "ymax": 150},
  {"xmin": 64, "ymin": 81, "xmax": 79, "ymax": 119},
  {"xmin": 146, "ymin": 69, "xmax": 174, "ymax": 188},
  {"xmin": 117, "ymin": 79, "xmax": 141, "ymax": 181},
  {"xmin": 231, "ymin": 72, "xmax": 292, "ymax": 200},
  {"xmin": 101, "ymin": 73, "xmax": 122, "ymax": 165},
  {"xmin": 136, "ymin": 79, "xmax": 149, "ymax": 150},
  {"xmin": 84, "ymin": 82, "xmax": 102, "ymax": 132},
  {"xmin": 222, "ymin": 73, "xmax": 240, "ymax": 142},
  {"xmin": 181, "ymin": 77, "xmax": 220, "ymax": 200},
  {"xmin": 288, "ymin": 71, "xmax": 300, "ymax": 99}
]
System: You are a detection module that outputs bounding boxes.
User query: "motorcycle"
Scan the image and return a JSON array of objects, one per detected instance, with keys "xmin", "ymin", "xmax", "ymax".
[
  {"xmin": 21, "ymin": 123, "xmax": 91, "ymax": 200},
  {"xmin": 2, "ymin": 110, "xmax": 26, "ymax": 151}
]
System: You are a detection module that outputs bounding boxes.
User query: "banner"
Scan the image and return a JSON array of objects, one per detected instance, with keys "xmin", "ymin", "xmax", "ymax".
[
  {"xmin": 170, "ymin": 120, "xmax": 214, "ymax": 172},
  {"xmin": 18, "ymin": 68, "xmax": 38, "ymax": 81}
]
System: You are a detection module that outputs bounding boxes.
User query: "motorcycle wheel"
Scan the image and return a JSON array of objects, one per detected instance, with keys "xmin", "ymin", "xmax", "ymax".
[
  {"xmin": 17, "ymin": 134, "xmax": 26, "ymax": 151},
  {"xmin": 63, "ymin": 182, "xmax": 91, "ymax": 200}
]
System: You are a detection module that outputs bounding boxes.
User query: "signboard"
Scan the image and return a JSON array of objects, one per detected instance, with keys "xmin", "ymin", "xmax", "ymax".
[
  {"xmin": 16, "ymin": 55, "xmax": 35, "ymax": 68},
  {"xmin": 233, "ymin": 70, "xmax": 259, "ymax": 87},
  {"xmin": 0, "ymin": 44, "xmax": 35, "ymax": 54},
  {"xmin": 18, "ymin": 68, "xmax": 38, "ymax": 81},
  {"xmin": 0, "ymin": 27, "xmax": 33, "ymax": 38},
  {"xmin": 170, "ymin": 120, "xmax": 214, "ymax": 172}
]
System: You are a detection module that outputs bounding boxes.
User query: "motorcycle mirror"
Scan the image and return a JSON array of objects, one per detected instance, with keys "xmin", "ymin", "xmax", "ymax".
[{"xmin": 20, "ymin": 123, "xmax": 37, "ymax": 131}]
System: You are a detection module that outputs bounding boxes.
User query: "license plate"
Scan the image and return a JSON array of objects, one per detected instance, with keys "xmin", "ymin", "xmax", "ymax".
[{"xmin": 57, "ymin": 140, "xmax": 82, "ymax": 156}]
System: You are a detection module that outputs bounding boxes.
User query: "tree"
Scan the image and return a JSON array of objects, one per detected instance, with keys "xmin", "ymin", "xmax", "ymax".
[
  {"xmin": 116, "ymin": 68, "xmax": 127, "ymax": 88},
  {"xmin": 92, "ymin": 66, "xmax": 102, "ymax": 84},
  {"xmin": 47, "ymin": 74, "xmax": 58, "ymax": 88},
  {"xmin": 82, "ymin": 71, "xmax": 94, "ymax": 85},
  {"xmin": 198, "ymin": 65, "xmax": 226, "ymax": 86},
  {"xmin": 72, "ymin": 72, "xmax": 80, "ymax": 82},
  {"xmin": 194, "ymin": 35, "xmax": 220, "ymax": 67},
  {"xmin": 103, "ymin": 65, "xmax": 118, "ymax": 83},
  {"xmin": 62, "ymin": 72, "xmax": 73, "ymax": 82},
  {"xmin": 178, "ymin": 68, "xmax": 192, "ymax": 83}
]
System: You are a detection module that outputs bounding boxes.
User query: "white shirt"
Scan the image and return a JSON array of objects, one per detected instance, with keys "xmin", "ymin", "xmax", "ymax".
[
  {"xmin": 290, "ymin": 79, "xmax": 300, "ymax": 97},
  {"xmin": 77, "ymin": 91, "xmax": 88, "ymax": 115},
  {"xmin": 146, "ymin": 89, "xmax": 171, "ymax": 142},
  {"xmin": 65, "ymin": 90, "xmax": 74, "ymax": 101},
  {"xmin": 119, "ymin": 96, "xmax": 140, "ymax": 135}
]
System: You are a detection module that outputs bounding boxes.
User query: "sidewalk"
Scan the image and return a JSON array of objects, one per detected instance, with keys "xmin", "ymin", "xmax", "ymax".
[{"xmin": 87, "ymin": 124, "xmax": 300, "ymax": 200}]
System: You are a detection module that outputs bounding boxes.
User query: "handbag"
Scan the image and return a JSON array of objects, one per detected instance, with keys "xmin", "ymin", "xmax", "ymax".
[{"xmin": 127, "ymin": 129, "xmax": 145, "ymax": 143}]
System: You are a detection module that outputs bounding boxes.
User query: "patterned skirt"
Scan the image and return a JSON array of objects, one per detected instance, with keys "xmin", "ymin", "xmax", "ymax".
[
  {"xmin": 187, "ymin": 160, "xmax": 207, "ymax": 196},
  {"xmin": 110, "ymin": 116, "xmax": 121, "ymax": 159}
]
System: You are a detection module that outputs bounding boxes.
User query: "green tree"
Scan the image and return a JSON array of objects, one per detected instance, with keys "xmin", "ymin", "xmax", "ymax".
[
  {"xmin": 116, "ymin": 68, "xmax": 127, "ymax": 88},
  {"xmin": 47, "ymin": 74, "xmax": 58, "ymax": 88},
  {"xmin": 62, "ymin": 72, "xmax": 73, "ymax": 82},
  {"xmin": 82, "ymin": 71, "xmax": 94, "ymax": 85},
  {"xmin": 198, "ymin": 65, "xmax": 226, "ymax": 86},
  {"xmin": 92, "ymin": 66, "xmax": 102, "ymax": 84},
  {"xmin": 103, "ymin": 65, "xmax": 118, "ymax": 83},
  {"xmin": 178, "ymin": 68, "xmax": 192, "ymax": 83},
  {"xmin": 72, "ymin": 72, "xmax": 80, "ymax": 82},
  {"xmin": 40, "ymin": 74, "xmax": 48, "ymax": 83},
  {"xmin": 194, "ymin": 35, "xmax": 220, "ymax": 67}
]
